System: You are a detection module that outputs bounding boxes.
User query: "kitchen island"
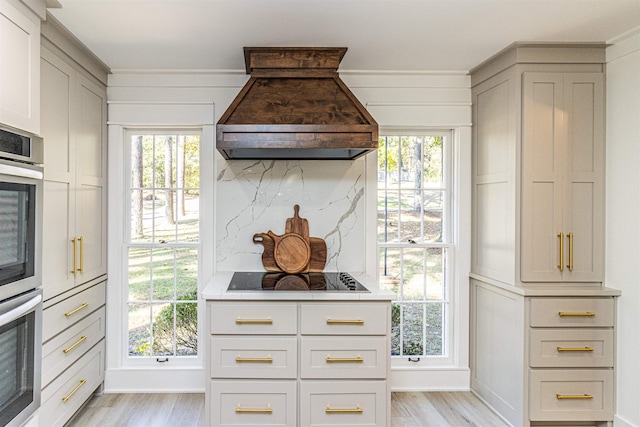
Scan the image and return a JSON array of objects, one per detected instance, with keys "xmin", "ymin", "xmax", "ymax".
[{"xmin": 202, "ymin": 272, "xmax": 394, "ymax": 427}]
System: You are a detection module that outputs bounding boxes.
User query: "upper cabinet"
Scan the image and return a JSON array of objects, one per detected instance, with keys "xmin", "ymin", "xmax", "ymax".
[
  {"xmin": 40, "ymin": 18, "xmax": 109, "ymax": 301},
  {"xmin": 471, "ymin": 43, "xmax": 606, "ymax": 287},
  {"xmin": 0, "ymin": 0, "xmax": 41, "ymax": 134},
  {"xmin": 520, "ymin": 72, "xmax": 604, "ymax": 283}
]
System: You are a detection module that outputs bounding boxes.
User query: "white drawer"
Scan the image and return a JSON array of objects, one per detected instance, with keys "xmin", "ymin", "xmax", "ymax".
[
  {"xmin": 210, "ymin": 302, "xmax": 297, "ymax": 335},
  {"xmin": 529, "ymin": 369, "xmax": 613, "ymax": 422},
  {"xmin": 40, "ymin": 340, "xmax": 105, "ymax": 427},
  {"xmin": 210, "ymin": 337, "xmax": 297, "ymax": 379},
  {"xmin": 301, "ymin": 303, "xmax": 389, "ymax": 335},
  {"xmin": 300, "ymin": 337, "xmax": 387, "ymax": 379},
  {"xmin": 42, "ymin": 307, "xmax": 106, "ymax": 387},
  {"xmin": 210, "ymin": 380, "xmax": 296, "ymax": 427},
  {"xmin": 529, "ymin": 329, "xmax": 613, "ymax": 368},
  {"xmin": 300, "ymin": 380, "xmax": 387, "ymax": 427},
  {"xmin": 43, "ymin": 281, "xmax": 106, "ymax": 342},
  {"xmin": 529, "ymin": 297, "xmax": 614, "ymax": 328}
]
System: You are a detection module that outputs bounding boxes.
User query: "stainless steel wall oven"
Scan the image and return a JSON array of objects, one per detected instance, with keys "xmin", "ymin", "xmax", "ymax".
[
  {"xmin": 0, "ymin": 288, "xmax": 42, "ymax": 427},
  {"xmin": 0, "ymin": 125, "xmax": 43, "ymax": 301},
  {"xmin": 0, "ymin": 125, "xmax": 43, "ymax": 426}
]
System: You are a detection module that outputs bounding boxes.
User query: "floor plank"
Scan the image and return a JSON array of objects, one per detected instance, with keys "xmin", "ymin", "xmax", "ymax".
[{"xmin": 67, "ymin": 391, "xmax": 507, "ymax": 426}]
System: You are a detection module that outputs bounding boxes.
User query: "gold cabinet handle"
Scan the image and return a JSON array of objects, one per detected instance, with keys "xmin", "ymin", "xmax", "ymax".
[
  {"xmin": 62, "ymin": 379, "xmax": 87, "ymax": 403},
  {"xmin": 235, "ymin": 404, "xmax": 272, "ymax": 413},
  {"xmin": 556, "ymin": 393, "xmax": 594, "ymax": 400},
  {"xmin": 235, "ymin": 355, "xmax": 273, "ymax": 363},
  {"xmin": 566, "ymin": 232, "xmax": 573, "ymax": 271},
  {"xmin": 326, "ymin": 318, "xmax": 364, "ymax": 325},
  {"xmin": 557, "ymin": 346, "xmax": 594, "ymax": 352},
  {"xmin": 326, "ymin": 355, "xmax": 364, "ymax": 363},
  {"xmin": 65, "ymin": 303, "xmax": 89, "ymax": 317},
  {"xmin": 326, "ymin": 405, "xmax": 363, "ymax": 414},
  {"xmin": 235, "ymin": 317, "xmax": 272, "ymax": 325},
  {"xmin": 558, "ymin": 311, "xmax": 595, "ymax": 317},
  {"xmin": 557, "ymin": 232, "xmax": 564, "ymax": 271},
  {"xmin": 70, "ymin": 238, "xmax": 78, "ymax": 275},
  {"xmin": 63, "ymin": 335, "xmax": 88, "ymax": 354},
  {"xmin": 78, "ymin": 236, "xmax": 84, "ymax": 273}
]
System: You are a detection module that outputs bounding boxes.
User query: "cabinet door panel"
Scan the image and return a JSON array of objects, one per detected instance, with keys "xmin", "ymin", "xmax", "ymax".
[
  {"xmin": 42, "ymin": 180, "xmax": 75, "ymax": 301},
  {"xmin": 76, "ymin": 184, "xmax": 106, "ymax": 282},
  {"xmin": 77, "ymin": 78, "xmax": 105, "ymax": 180},
  {"xmin": 563, "ymin": 74, "xmax": 604, "ymax": 282},
  {"xmin": 75, "ymin": 74, "xmax": 107, "ymax": 284},
  {"xmin": 521, "ymin": 73, "xmax": 564, "ymax": 282},
  {"xmin": 0, "ymin": 0, "xmax": 40, "ymax": 133},
  {"xmin": 41, "ymin": 55, "xmax": 74, "ymax": 180}
]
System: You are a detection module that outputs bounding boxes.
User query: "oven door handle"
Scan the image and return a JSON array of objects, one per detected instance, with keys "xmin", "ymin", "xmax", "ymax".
[
  {"xmin": 0, "ymin": 163, "xmax": 44, "ymax": 180},
  {"xmin": 0, "ymin": 294, "xmax": 42, "ymax": 327}
]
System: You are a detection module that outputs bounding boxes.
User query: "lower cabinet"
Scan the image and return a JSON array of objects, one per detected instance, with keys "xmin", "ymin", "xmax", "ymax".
[
  {"xmin": 207, "ymin": 300, "xmax": 391, "ymax": 427},
  {"xmin": 470, "ymin": 278, "xmax": 618, "ymax": 427},
  {"xmin": 40, "ymin": 280, "xmax": 107, "ymax": 427},
  {"xmin": 211, "ymin": 381, "xmax": 297, "ymax": 427}
]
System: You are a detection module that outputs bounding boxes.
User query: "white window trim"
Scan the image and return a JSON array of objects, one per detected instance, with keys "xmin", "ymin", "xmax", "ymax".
[
  {"xmin": 106, "ymin": 114, "xmax": 215, "ymax": 392},
  {"xmin": 368, "ymin": 126, "xmax": 471, "ymax": 385}
]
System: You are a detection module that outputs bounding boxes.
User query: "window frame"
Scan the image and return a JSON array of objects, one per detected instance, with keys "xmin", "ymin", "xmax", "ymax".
[
  {"xmin": 121, "ymin": 128, "xmax": 204, "ymax": 368},
  {"xmin": 377, "ymin": 129, "xmax": 456, "ymax": 367}
]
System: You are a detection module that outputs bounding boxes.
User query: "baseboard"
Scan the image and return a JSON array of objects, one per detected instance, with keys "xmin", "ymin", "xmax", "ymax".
[
  {"xmin": 390, "ymin": 367, "xmax": 470, "ymax": 391},
  {"xmin": 104, "ymin": 368, "xmax": 206, "ymax": 393},
  {"xmin": 615, "ymin": 414, "xmax": 639, "ymax": 427}
]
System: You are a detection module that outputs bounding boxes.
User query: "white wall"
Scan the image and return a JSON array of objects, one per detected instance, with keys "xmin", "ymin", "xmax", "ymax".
[
  {"xmin": 105, "ymin": 69, "xmax": 472, "ymax": 392},
  {"xmin": 606, "ymin": 29, "xmax": 640, "ymax": 427}
]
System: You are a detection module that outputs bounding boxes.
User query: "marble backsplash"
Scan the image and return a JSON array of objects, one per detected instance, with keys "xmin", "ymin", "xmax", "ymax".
[{"xmin": 215, "ymin": 158, "xmax": 367, "ymax": 272}]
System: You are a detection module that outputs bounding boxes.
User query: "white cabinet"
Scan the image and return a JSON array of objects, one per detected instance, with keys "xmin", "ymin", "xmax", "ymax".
[
  {"xmin": 470, "ymin": 281, "xmax": 619, "ymax": 427},
  {"xmin": 0, "ymin": 0, "xmax": 40, "ymax": 134},
  {"xmin": 471, "ymin": 43, "xmax": 606, "ymax": 286},
  {"xmin": 521, "ymin": 72, "xmax": 604, "ymax": 283},
  {"xmin": 37, "ymin": 20, "xmax": 109, "ymax": 427},
  {"xmin": 470, "ymin": 43, "xmax": 618, "ymax": 427},
  {"xmin": 40, "ymin": 45, "xmax": 107, "ymax": 301},
  {"xmin": 527, "ymin": 297, "xmax": 615, "ymax": 423},
  {"xmin": 40, "ymin": 279, "xmax": 106, "ymax": 427},
  {"xmin": 207, "ymin": 300, "xmax": 391, "ymax": 427}
]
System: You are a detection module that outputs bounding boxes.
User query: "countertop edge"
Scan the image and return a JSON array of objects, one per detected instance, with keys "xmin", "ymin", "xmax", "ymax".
[{"xmin": 201, "ymin": 271, "xmax": 395, "ymax": 301}]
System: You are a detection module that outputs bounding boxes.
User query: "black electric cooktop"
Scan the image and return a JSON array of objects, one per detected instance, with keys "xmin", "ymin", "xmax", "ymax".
[{"xmin": 227, "ymin": 271, "xmax": 370, "ymax": 292}]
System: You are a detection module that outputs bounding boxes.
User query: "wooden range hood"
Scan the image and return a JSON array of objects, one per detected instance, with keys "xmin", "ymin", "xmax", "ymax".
[{"xmin": 216, "ymin": 47, "xmax": 378, "ymax": 160}]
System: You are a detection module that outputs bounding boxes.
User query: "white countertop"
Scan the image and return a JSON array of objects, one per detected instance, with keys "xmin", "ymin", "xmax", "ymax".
[{"xmin": 202, "ymin": 271, "xmax": 395, "ymax": 301}]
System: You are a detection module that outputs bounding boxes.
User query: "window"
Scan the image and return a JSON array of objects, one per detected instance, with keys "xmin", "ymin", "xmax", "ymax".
[
  {"xmin": 125, "ymin": 131, "xmax": 200, "ymax": 362},
  {"xmin": 378, "ymin": 132, "xmax": 453, "ymax": 364}
]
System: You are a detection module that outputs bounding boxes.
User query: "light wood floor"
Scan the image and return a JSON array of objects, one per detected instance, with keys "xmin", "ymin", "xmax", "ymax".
[{"xmin": 67, "ymin": 391, "xmax": 508, "ymax": 426}]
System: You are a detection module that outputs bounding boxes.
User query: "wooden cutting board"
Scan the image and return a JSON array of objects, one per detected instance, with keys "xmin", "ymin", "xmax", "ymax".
[
  {"xmin": 252, "ymin": 233, "xmax": 279, "ymax": 271},
  {"xmin": 285, "ymin": 205, "xmax": 310, "ymax": 241},
  {"xmin": 268, "ymin": 231, "xmax": 311, "ymax": 274},
  {"xmin": 308, "ymin": 237, "xmax": 327, "ymax": 272}
]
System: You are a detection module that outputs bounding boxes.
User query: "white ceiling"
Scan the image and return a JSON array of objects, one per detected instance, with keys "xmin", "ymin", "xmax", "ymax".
[{"xmin": 49, "ymin": 0, "xmax": 640, "ymax": 72}]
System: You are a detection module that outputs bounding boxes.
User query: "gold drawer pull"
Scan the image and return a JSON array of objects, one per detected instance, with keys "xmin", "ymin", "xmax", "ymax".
[
  {"xmin": 326, "ymin": 405, "xmax": 363, "ymax": 414},
  {"xmin": 235, "ymin": 355, "xmax": 273, "ymax": 363},
  {"xmin": 235, "ymin": 317, "xmax": 272, "ymax": 325},
  {"xmin": 326, "ymin": 318, "xmax": 364, "ymax": 325},
  {"xmin": 63, "ymin": 336, "xmax": 88, "ymax": 354},
  {"xmin": 557, "ymin": 346, "xmax": 594, "ymax": 352},
  {"xmin": 558, "ymin": 311, "xmax": 595, "ymax": 317},
  {"xmin": 326, "ymin": 355, "xmax": 364, "ymax": 363},
  {"xmin": 65, "ymin": 303, "xmax": 89, "ymax": 317},
  {"xmin": 235, "ymin": 404, "xmax": 272, "ymax": 413},
  {"xmin": 62, "ymin": 379, "xmax": 87, "ymax": 403},
  {"xmin": 556, "ymin": 393, "xmax": 594, "ymax": 400}
]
